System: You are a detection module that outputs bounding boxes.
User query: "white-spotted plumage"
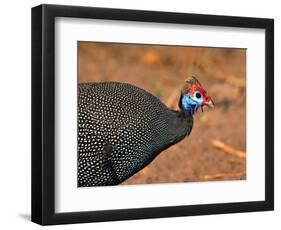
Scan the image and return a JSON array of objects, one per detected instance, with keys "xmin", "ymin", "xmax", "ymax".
[{"xmin": 78, "ymin": 82, "xmax": 193, "ymax": 187}]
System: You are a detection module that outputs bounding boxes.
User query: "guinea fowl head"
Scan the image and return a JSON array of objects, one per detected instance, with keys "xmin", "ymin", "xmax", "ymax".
[{"xmin": 179, "ymin": 76, "xmax": 214, "ymax": 116}]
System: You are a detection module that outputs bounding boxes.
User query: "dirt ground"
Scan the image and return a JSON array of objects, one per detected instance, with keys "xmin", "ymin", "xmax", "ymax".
[{"xmin": 78, "ymin": 42, "xmax": 246, "ymax": 185}]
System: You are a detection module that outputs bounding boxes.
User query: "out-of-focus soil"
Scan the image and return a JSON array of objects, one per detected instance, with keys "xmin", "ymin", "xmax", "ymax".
[{"xmin": 78, "ymin": 42, "xmax": 246, "ymax": 184}]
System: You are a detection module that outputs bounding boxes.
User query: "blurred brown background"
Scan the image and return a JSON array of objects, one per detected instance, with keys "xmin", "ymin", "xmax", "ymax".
[{"xmin": 78, "ymin": 42, "xmax": 246, "ymax": 185}]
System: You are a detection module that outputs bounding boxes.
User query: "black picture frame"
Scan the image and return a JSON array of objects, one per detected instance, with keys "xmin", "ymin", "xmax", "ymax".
[{"xmin": 31, "ymin": 4, "xmax": 274, "ymax": 225}]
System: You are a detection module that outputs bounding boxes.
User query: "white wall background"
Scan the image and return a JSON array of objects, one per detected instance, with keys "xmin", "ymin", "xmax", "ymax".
[{"xmin": 0, "ymin": 0, "xmax": 279, "ymax": 229}]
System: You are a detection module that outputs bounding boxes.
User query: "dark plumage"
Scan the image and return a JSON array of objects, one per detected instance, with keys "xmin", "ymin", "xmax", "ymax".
[{"xmin": 78, "ymin": 82, "xmax": 194, "ymax": 187}]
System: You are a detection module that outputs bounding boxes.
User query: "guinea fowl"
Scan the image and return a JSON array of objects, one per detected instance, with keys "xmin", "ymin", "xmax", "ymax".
[{"xmin": 78, "ymin": 76, "xmax": 214, "ymax": 187}]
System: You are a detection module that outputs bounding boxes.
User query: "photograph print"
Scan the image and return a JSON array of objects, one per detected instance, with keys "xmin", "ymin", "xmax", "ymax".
[{"xmin": 77, "ymin": 42, "xmax": 246, "ymax": 187}]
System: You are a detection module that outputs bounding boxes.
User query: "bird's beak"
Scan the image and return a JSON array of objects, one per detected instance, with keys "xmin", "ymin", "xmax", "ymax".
[{"xmin": 204, "ymin": 98, "xmax": 215, "ymax": 108}]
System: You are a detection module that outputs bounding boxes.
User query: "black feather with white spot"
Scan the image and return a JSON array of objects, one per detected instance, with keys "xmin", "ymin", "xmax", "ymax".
[{"xmin": 78, "ymin": 82, "xmax": 193, "ymax": 187}]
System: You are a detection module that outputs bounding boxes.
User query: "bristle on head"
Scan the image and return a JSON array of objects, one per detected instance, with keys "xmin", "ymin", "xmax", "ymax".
[
  {"xmin": 183, "ymin": 76, "xmax": 205, "ymax": 95},
  {"xmin": 185, "ymin": 76, "xmax": 202, "ymax": 87}
]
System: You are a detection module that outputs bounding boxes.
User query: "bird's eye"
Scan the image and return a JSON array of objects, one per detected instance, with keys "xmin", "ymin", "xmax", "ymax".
[{"xmin": 195, "ymin": 92, "xmax": 201, "ymax": 99}]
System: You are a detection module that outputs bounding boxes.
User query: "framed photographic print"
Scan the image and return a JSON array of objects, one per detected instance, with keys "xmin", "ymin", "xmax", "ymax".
[{"xmin": 31, "ymin": 4, "xmax": 274, "ymax": 225}]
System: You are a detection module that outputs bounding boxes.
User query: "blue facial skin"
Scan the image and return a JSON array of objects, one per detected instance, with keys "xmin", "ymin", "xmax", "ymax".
[{"xmin": 181, "ymin": 92, "xmax": 203, "ymax": 115}]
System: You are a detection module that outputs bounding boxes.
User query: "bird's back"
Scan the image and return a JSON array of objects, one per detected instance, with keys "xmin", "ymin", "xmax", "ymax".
[{"xmin": 78, "ymin": 82, "xmax": 193, "ymax": 186}]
